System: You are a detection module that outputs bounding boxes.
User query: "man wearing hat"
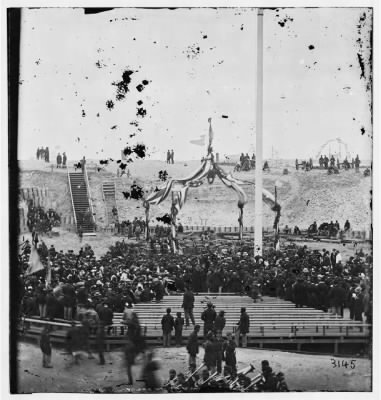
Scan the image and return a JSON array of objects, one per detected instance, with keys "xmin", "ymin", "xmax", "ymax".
[
  {"xmin": 235, "ymin": 307, "xmax": 250, "ymax": 348},
  {"xmin": 161, "ymin": 308, "xmax": 175, "ymax": 347},
  {"xmin": 186, "ymin": 324, "xmax": 200, "ymax": 372},
  {"xmin": 258, "ymin": 360, "xmax": 277, "ymax": 392},
  {"xmin": 40, "ymin": 325, "xmax": 53, "ymax": 368},
  {"xmin": 203, "ymin": 331, "xmax": 217, "ymax": 373},
  {"xmin": 98, "ymin": 302, "xmax": 114, "ymax": 335},
  {"xmin": 182, "ymin": 287, "xmax": 195, "ymax": 328},
  {"xmin": 201, "ymin": 302, "xmax": 216, "ymax": 339}
]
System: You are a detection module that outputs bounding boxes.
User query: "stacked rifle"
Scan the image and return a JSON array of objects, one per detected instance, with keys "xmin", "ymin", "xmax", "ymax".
[{"xmin": 165, "ymin": 363, "xmax": 267, "ymax": 393}]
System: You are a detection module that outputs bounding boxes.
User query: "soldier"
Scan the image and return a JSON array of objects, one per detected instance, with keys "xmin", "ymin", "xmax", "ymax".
[
  {"xmin": 203, "ymin": 332, "xmax": 217, "ymax": 373},
  {"xmin": 214, "ymin": 310, "xmax": 226, "ymax": 333},
  {"xmin": 174, "ymin": 312, "xmax": 184, "ymax": 347},
  {"xmin": 124, "ymin": 338, "xmax": 135, "ymax": 385},
  {"xmin": 258, "ymin": 360, "xmax": 277, "ymax": 392},
  {"xmin": 355, "ymin": 154, "xmax": 361, "ymax": 172},
  {"xmin": 293, "ymin": 277, "xmax": 307, "ymax": 308},
  {"xmin": 161, "ymin": 307, "xmax": 174, "ymax": 347},
  {"xmin": 66, "ymin": 321, "xmax": 82, "ymax": 366},
  {"xmin": 223, "ymin": 332, "xmax": 237, "ymax": 377},
  {"xmin": 319, "ymin": 155, "xmax": 323, "ymax": 168},
  {"xmin": 235, "ymin": 307, "xmax": 250, "ymax": 348},
  {"xmin": 186, "ymin": 324, "xmax": 200, "ymax": 372},
  {"xmin": 142, "ymin": 350, "xmax": 161, "ymax": 390},
  {"xmin": 56, "ymin": 153, "xmax": 62, "ymax": 168},
  {"xmin": 96, "ymin": 320, "xmax": 106, "ymax": 365},
  {"xmin": 40, "ymin": 325, "xmax": 53, "ymax": 368},
  {"xmin": 201, "ymin": 302, "xmax": 216, "ymax": 338},
  {"xmin": 164, "ymin": 369, "xmax": 178, "ymax": 392},
  {"xmin": 324, "ymin": 155, "xmax": 329, "ymax": 169},
  {"xmin": 275, "ymin": 372, "xmax": 289, "ymax": 392},
  {"xmin": 182, "ymin": 287, "xmax": 195, "ymax": 327},
  {"xmin": 214, "ymin": 330, "xmax": 224, "ymax": 374},
  {"xmin": 62, "ymin": 152, "xmax": 67, "ymax": 168}
]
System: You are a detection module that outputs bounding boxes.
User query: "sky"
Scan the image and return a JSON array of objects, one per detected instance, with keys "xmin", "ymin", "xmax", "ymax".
[{"xmin": 17, "ymin": 7, "xmax": 373, "ymax": 162}]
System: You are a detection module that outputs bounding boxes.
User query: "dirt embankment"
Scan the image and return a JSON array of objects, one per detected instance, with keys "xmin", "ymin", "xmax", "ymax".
[{"xmin": 18, "ymin": 160, "xmax": 372, "ymax": 231}]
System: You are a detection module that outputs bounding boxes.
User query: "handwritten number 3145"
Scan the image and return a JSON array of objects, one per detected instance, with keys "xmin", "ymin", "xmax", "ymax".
[{"xmin": 331, "ymin": 359, "xmax": 356, "ymax": 369}]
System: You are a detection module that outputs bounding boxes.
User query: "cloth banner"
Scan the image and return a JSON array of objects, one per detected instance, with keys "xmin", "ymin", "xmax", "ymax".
[{"xmin": 25, "ymin": 246, "xmax": 44, "ymax": 275}]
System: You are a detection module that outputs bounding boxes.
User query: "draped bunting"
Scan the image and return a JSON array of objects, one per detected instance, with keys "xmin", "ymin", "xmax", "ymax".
[{"xmin": 143, "ymin": 118, "xmax": 281, "ymax": 248}]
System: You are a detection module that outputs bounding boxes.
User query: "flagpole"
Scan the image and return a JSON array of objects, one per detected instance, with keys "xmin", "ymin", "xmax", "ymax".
[{"xmin": 255, "ymin": 8, "xmax": 264, "ymax": 256}]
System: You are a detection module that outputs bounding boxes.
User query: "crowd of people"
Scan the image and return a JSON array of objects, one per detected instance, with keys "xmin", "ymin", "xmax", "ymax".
[
  {"xmin": 36, "ymin": 147, "xmax": 50, "ymax": 163},
  {"xmin": 317, "ymin": 154, "xmax": 361, "ymax": 172},
  {"xmin": 26, "ymin": 202, "xmax": 61, "ymax": 234},
  {"xmin": 18, "ymin": 236, "xmax": 371, "ymax": 390},
  {"xmin": 295, "ymin": 158, "xmax": 313, "ymax": 171},
  {"xmin": 282, "ymin": 219, "xmax": 352, "ymax": 238},
  {"xmin": 306, "ymin": 219, "xmax": 352, "ymax": 236},
  {"xmin": 19, "ymin": 236, "xmax": 371, "ymax": 324},
  {"xmin": 115, "ymin": 217, "xmax": 147, "ymax": 239},
  {"xmin": 295, "ymin": 155, "xmax": 362, "ymax": 173},
  {"xmin": 234, "ymin": 153, "xmax": 255, "ymax": 172}
]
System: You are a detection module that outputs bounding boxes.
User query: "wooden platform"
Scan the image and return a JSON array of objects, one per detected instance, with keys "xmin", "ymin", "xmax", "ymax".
[{"xmin": 19, "ymin": 295, "xmax": 370, "ymax": 354}]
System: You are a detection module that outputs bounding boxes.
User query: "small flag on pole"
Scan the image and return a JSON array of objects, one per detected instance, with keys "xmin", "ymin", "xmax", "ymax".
[
  {"xmin": 25, "ymin": 246, "xmax": 44, "ymax": 276},
  {"xmin": 189, "ymin": 135, "xmax": 206, "ymax": 146},
  {"xmin": 46, "ymin": 256, "xmax": 52, "ymax": 288}
]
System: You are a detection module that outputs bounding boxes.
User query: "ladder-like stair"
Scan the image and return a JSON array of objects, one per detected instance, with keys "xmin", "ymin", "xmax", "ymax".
[
  {"xmin": 69, "ymin": 172, "xmax": 95, "ymax": 234},
  {"xmin": 102, "ymin": 181, "xmax": 119, "ymax": 226}
]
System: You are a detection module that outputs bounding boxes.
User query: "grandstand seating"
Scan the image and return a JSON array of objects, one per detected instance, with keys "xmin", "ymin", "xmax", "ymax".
[{"xmin": 20, "ymin": 295, "xmax": 370, "ymax": 354}]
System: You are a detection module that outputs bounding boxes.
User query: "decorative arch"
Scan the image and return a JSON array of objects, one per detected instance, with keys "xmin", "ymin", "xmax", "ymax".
[{"xmin": 143, "ymin": 118, "xmax": 281, "ymax": 252}]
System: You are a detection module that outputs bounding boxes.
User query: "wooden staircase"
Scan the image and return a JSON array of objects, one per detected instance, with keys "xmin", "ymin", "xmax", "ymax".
[
  {"xmin": 102, "ymin": 181, "xmax": 118, "ymax": 226},
  {"xmin": 68, "ymin": 172, "xmax": 96, "ymax": 235}
]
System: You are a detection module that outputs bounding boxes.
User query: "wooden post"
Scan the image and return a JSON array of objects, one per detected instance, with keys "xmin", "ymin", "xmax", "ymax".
[
  {"xmin": 254, "ymin": 8, "xmax": 264, "ymax": 256},
  {"xmin": 170, "ymin": 192, "xmax": 177, "ymax": 254}
]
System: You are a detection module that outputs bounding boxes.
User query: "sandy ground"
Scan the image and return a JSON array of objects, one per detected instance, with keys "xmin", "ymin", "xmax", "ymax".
[{"xmin": 16, "ymin": 342, "xmax": 371, "ymax": 393}]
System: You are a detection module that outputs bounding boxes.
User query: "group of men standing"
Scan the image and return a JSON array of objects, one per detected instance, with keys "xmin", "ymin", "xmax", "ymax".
[
  {"xmin": 36, "ymin": 147, "xmax": 49, "ymax": 162},
  {"xmin": 56, "ymin": 152, "xmax": 67, "ymax": 168},
  {"xmin": 166, "ymin": 149, "xmax": 175, "ymax": 164},
  {"xmin": 318, "ymin": 154, "xmax": 361, "ymax": 171},
  {"xmin": 158, "ymin": 288, "xmax": 251, "ymax": 376}
]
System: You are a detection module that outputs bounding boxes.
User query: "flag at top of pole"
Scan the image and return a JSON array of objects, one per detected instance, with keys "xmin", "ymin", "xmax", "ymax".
[{"xmin": 254, "ymin": 8, "xmax": 264, "ymax": 256}]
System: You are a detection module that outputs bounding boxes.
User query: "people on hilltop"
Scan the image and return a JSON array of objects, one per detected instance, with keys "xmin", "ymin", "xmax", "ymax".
[
  {"xmin": 355, "ymin": 154, "xmax": 361, "ymax": 172},
  {"xmin": 36, "ymin": 147, "xmax": 50, "ymax": 162},
  {"xmin": 81, "ymin": 156, "xmax": 86, "ymax": 174},
  {"xmin": 27, "ymin": 202, "xmax": 61, "ymax": 233},
  {"xmin": 56, "ymin": 153, "xmax": 62, "ymax": 168},
  {"xmin": 263, "ymin": 161, "xmax": 270, "ymax": 172}
]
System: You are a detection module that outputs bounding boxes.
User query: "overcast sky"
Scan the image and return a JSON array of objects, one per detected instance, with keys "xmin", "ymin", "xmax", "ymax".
[{"xmin": 18, "ymin": 7, "xmax": 373, "ymax": 162}]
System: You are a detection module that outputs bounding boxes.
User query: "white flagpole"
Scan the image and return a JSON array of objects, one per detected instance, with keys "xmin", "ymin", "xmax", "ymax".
[{"xmin": 255, "ymin": 8, "xmax": 264, "ymax": 256}]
